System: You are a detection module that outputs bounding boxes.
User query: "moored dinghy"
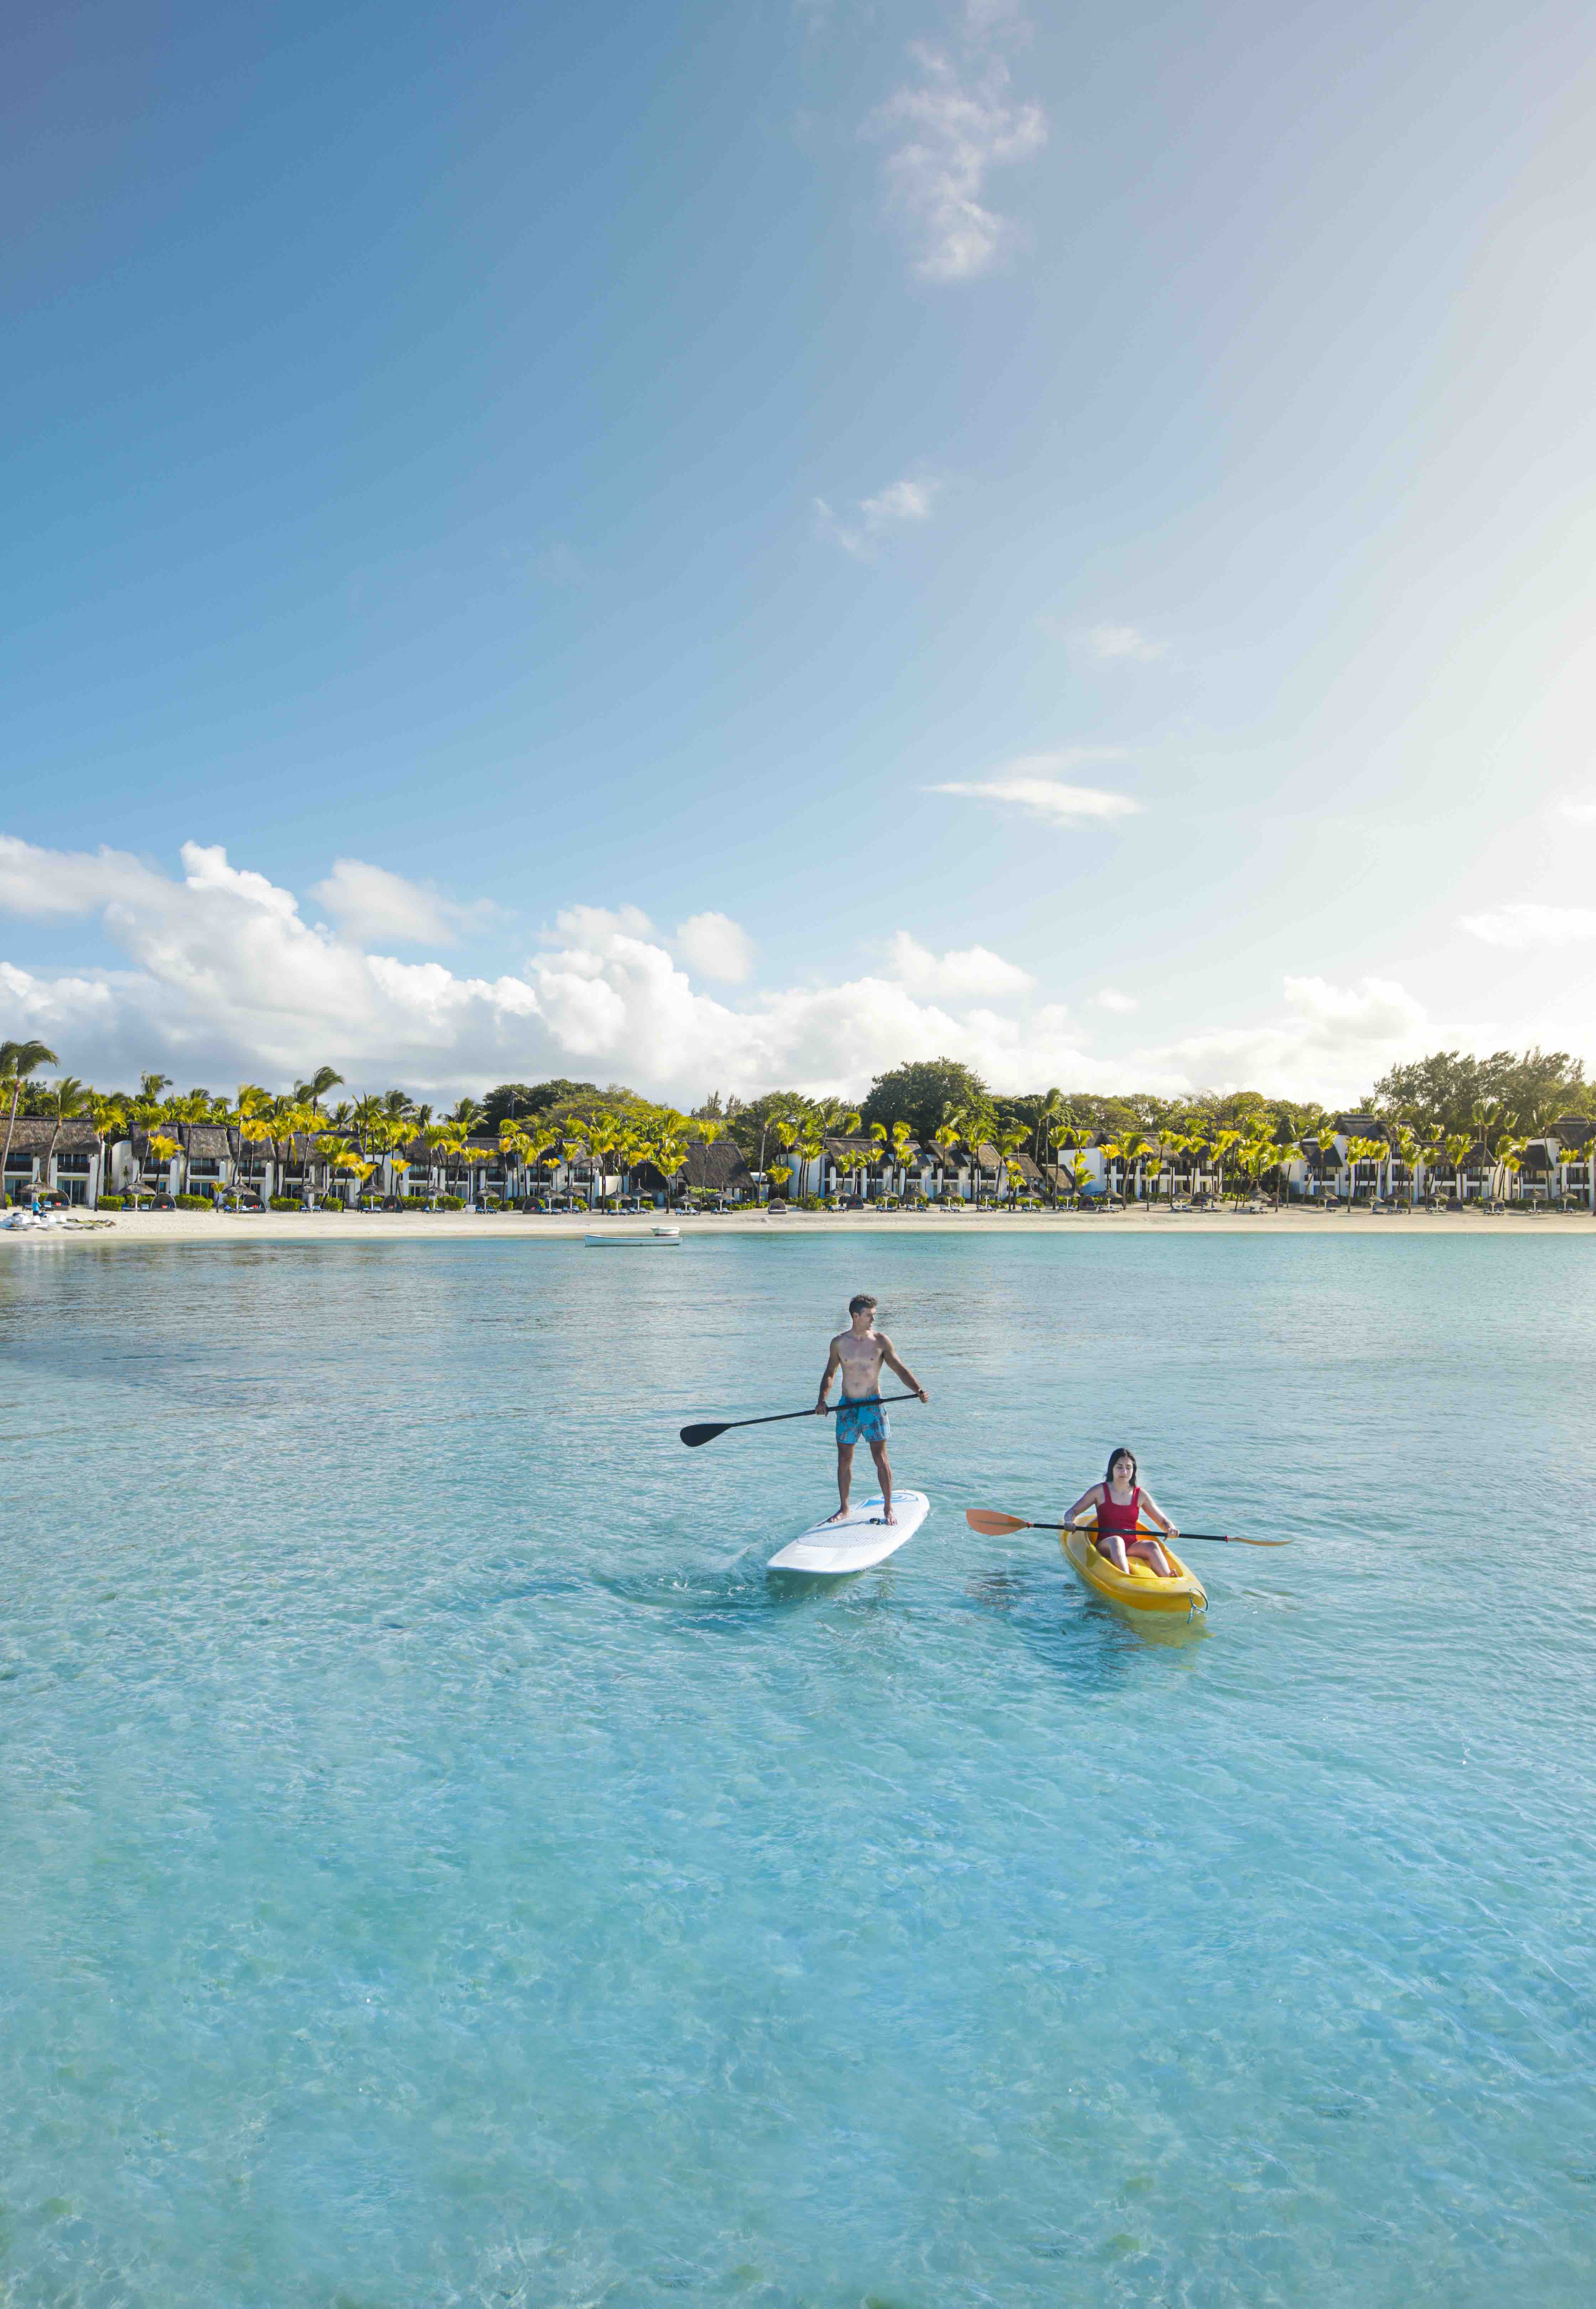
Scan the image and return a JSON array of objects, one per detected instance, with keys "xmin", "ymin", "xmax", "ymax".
[{"xmin": 584, "ymin": 1225, "xmax": 681, "ymax": 1246}]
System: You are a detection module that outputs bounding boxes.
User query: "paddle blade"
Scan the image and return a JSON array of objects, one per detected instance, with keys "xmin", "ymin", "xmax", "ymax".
[
  {"xmin": 964, "ymin": 1508, "xmax": 1032, "ymax": 1536},
  {"xmin": 679, "ymin": 1422, "xmax": 728, "ymax": 1448}
]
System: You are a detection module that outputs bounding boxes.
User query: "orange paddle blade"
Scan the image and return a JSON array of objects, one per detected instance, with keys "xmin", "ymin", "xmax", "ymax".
[{"xmin": 964, "ymin": 1508, "xmax": 1033, "ymax": 1536}]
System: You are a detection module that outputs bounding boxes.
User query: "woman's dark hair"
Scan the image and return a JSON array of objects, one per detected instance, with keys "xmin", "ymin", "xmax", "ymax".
[{"xmin": 1104, "ymin": 1447, "xmax": 1138, "ymax": 1486}]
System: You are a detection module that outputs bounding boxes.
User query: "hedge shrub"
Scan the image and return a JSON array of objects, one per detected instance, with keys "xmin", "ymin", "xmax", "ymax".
[
  {"xmin": 436, "ymin": 1193, "xmax": 465, "ymax": 1210},
  {"xmin": 175, "ymin": 1193, "xmax": 211, "ymax": 1210},
  {"xmin": 268, "ymin": 1195, "xmax": 305, "ymax": 1211},
  {"xmin": 97, "ymin": 1194, "xmax": 125, "ymax": 1211}
]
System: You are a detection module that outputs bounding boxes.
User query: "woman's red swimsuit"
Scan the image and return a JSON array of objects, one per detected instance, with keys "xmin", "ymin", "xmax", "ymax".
[{"xmin": 1095, "ymin": 1485, "xmax": 1142, "ymax": 1551}]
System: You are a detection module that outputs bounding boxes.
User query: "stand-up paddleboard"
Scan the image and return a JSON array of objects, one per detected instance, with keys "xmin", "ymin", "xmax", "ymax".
[{"xmin": 767, "ymin": 1489, "xmax": 929, "ymax": 1576}]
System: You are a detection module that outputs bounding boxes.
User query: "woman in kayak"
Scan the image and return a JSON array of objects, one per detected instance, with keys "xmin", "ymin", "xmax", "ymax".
[{"xmin": 1064, "ymin": 1448, "xmax": 1180, "ymax": 1578}]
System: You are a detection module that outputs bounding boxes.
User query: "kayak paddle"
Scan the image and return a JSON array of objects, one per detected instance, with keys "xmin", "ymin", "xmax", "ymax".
[
  {"xmin": 964, "ymin": 1508, "xmax": 1288, "ymax": 1547},
  {"xmin": 681, "ymin": 1393, "xmax": 922, "ymax": 1449}
]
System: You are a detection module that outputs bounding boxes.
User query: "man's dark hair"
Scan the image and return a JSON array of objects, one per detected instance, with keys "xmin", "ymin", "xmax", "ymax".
[{"xmin": 848, "ymin": 1292, "xmax": 877, "ymax": 1314}]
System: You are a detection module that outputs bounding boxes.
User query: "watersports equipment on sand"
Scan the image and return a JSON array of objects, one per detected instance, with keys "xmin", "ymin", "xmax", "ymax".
[
  {"xmin": 767, "ymin": 1489, "xmax": 929, "ymax": 1575},
  {"xmin": 680, "ymin": 1394, "xmax": 920, "ymax": 1449},
  {"xmin": 584, "ymin": 1226, "xmax": 680, "ymax": 1246}
]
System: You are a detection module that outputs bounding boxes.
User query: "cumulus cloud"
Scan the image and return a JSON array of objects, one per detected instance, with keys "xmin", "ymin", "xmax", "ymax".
[
  {"xmin": 814, "ymin": 476, "xmax": 939, "ymax": 559},
  {"xmin": 1093, "ymin": 988, "xmax": 1139, "ymax": 1013},
  {"xmin": 1126, "ymin": 976, "xmax": 1430, "ymax": 1104},
  {"xmin": 310, "ymin": 858, "xmax": 490, "ymax": 946},
  {"xmin": 928, "ymin": 751, "xmax": 1141, "ymax": 827},
  {"xmin": 1459, "ymin": 903, "xmax": 1596, "ymax": 949},
  {"xmin": 676, "ymin": 912, "xmax": 756, "ymax": 983},
  {"xmin": 1086, "ymin": 622, "xmax": 1167, "ymax": 663},
  {"xmin": 867, "ymin": 41, "xmax": 1046, "ymax": 282},
  {"xmin": 888, "ymin": 931, "xmax": 1035, "ymax": 997},
  {"xmin": 0, "ymin": 836, "xmax": 1437, "ymax": 1110},
  {"xmin": 0, "ymin": 835, "xmax": 1093, "ymax": 1099}
]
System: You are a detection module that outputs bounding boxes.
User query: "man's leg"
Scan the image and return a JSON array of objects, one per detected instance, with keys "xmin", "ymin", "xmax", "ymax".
[
  {"xmin": 868, "ymin": 1437, "xmax": 894, "ymax": 1522},
  {"xmin": 827, "ymin": 1439, "xmax": 855, "ymax": 1520}
]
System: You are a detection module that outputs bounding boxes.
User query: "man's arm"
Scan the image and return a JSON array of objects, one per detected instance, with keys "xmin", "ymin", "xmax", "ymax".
[
  {"xmin": 877, "ymin": 1334, "xmax": 929, "ymax": 1402},
  {"xmin": 815, "ymin": 1337, "xmax": 843, "ymax": 1412}
]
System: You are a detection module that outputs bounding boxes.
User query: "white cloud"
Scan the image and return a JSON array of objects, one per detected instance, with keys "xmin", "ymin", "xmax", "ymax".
[
  {"xmin": 0, "ymin": 839, "xmax": 1440, "ymax": 1111},
  {"xmin": 1555, "ymin": 798, "xmax": 1596, "ymax": 824},
  {"xmin": 889, "ymin": 930, "xmax": 1035, "ymax": 997},
  {"xmin": 866, "ymin": 41, "xmax": 1046, "ymax": 282},
  {"xmin": 928, "ymin": 751, "xmax": 1141, "ymax": 827},
  {"xmin": 310, "ymin": 858, "xmax": 486, "ymax": 946},
  {"xmin": 815, "ymin": 476, "xmax": 939, "ymax": 559},
  {"xmin": 1086, "ymin": 622, "xmax": 1167, "ymax": 663},
  {"xmin": 1127, "ymin": 976, "xmax": 1430, "ymax": 1105},
  {"xmin": 1093, "ymin": 988, "xmax": 1139, "ymax": 1014},
  {"xmin": 1459, "ymin": 903, "xmax": 1596, "ymax": 949},
  {"xmin": 676, "ymin": 912, "xmax": 756, "ymax": 983}
]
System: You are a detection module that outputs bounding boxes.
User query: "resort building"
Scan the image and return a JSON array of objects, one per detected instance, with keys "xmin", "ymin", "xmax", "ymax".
[{"xmin": 2, "ymin": 1117, "xmax": 107, "ymax": 1206}]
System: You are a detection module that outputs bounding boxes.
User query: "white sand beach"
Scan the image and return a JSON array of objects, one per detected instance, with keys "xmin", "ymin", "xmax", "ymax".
[{"xmin": 14, "ymin": 1204, "xmax": 1595, "ymax": 1247}]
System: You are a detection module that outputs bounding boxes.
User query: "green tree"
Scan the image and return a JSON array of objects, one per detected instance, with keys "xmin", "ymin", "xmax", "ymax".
[
  {"xmin": 295, "ymin": 1066, "xmax": 345, "ymax": 1114},
  {"xmin": 0, "ymin": 1039, "xmax": 60, "ymax": 1196},
  {"xmin": 861, "ymin": 1058, "xmax": 993, "ymax": 1147}
]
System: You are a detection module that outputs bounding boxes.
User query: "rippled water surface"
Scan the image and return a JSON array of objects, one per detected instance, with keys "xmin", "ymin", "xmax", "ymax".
[{"xmin": 3, "ymin": 1231, "xmax": 1595, "ymax": 2307}]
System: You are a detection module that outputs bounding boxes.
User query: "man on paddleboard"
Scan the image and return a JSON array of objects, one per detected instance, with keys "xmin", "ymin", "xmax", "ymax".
[{"xmin": 815, "ymin": 1293, "xmax": 928, "ymax": 1524}]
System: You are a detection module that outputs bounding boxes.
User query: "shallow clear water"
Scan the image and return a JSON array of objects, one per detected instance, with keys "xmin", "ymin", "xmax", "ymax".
[{"xmin": 3, "ymin": 1232, "xmax": 1595, "ymax": 2307}]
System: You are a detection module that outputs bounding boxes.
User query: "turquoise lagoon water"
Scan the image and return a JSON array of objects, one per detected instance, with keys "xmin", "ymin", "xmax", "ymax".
[{"xmin": 2, "ymin": 1230, "xmax": 1595, "ymax": 2307}]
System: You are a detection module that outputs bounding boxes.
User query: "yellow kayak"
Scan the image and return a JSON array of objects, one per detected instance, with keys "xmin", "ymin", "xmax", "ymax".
[{"xmin": 1062, "ymin": 1522, "xmax": 1207, "ymax": 1618}]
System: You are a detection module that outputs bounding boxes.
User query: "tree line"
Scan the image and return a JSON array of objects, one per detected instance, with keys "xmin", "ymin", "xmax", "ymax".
[{"xmin": 3, "ymin": 1038, "xmax": 1589, "ymax": 1206}]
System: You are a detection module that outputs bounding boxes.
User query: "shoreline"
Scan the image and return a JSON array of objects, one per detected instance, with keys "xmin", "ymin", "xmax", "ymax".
[{"xmin": 11, "ymin": 1205, "xmax": 1596, "ymax": 1246}]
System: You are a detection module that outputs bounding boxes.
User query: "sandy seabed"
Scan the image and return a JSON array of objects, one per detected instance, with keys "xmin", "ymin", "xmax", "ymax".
[{"xmin": 13, "ymin": 1205, "xmax": 1596, "ymax": 1247}]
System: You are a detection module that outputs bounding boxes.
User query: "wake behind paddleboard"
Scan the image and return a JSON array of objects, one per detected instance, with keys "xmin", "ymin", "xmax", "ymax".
[{"xmin": 767, "ymin": 1489, "xmax": 929, "ymax": 1576}]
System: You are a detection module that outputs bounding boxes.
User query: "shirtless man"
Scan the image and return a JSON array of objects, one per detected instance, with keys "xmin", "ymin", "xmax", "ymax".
[{"xmin": 815, "ymin": 1292, "xmax": 928, "ymax": 1524}]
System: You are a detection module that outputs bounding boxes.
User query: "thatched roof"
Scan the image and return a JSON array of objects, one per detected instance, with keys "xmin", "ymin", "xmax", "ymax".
[
  {"xmin": 681, "ymin": 1139, "xmax": 753, "ymax": 1191},
  {"xmin": 5, "ymin": 1118, "xmax": 99, "ymax": 1155}
]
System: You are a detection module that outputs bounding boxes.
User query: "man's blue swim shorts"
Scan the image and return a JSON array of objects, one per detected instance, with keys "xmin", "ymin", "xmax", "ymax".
[{"xmin": 834, "ymin": 1397, "xmax": 889, "ymax": 1448}]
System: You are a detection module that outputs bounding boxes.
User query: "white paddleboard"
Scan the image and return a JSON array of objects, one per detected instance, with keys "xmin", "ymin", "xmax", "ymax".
[{"xmin": 767, "ymin": 1489, "xmax": 929, "ymax": 1576}]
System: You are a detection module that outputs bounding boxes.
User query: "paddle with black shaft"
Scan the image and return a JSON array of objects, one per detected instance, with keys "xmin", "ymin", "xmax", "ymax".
[
  {"xmin": 964, "ymin": 1509, "xmax": 1289, "ymax": 1546},
  {"xmin": 680, "ymin": 1394, "xmax": 921, "ymax": 1449}
]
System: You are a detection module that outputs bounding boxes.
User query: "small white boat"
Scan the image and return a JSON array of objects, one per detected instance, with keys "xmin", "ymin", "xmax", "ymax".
[{"xmin": 584, "ymin": 1225, "xmax": 681, "ymax": 1247}]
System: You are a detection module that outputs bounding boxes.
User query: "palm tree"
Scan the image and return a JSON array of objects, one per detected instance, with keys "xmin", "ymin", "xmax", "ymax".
[
  {"xmin": 792, "ymin": 1122, "xmax": 825, "ymax": 1202},
  {"xmin": 263, "ymin": 1095, "xmax": 313, "ymax": 1202},
  {"xmin": 654, "ymin": 1127, "xmax": 688, "ymax": 1213},
  {"xmin": 1441, "ymin": 1131, "xmax": 1472, "ymax": 1205},
  {"xmin": 1053, "ymin": 1116, "xmax": 1091, "ymax": 1207},
  {"xmin": 84, "ymin": 1093, "xmax": 126, "ymax": 1200},
  {"xmin": 1119, "ymin": 1131, "xmax": 1157, "ymax": 1204},
  {"xmin": 424, "ymin": 1120, "xmax": 465, "ymax": 1205},
  {"xmin": 296, "ymin": 1066, "xmax": 346, "ymax": 1116},
  {"xmin": 498, "ymin": 1120, "xmax": 535, "ymax": 1204},
  {"xmin": 1208, "ymin": 1127, "xmax": 1242, "ymax": 1206},
  {"xmin": 1263, "ymin": 1128, "xmax": 1302, "ymax": 1207},
  {"xmin": 0, "ymin": 1039, "xmax": 60, "ymax": 1196},
  {"xmin": 1032, "ymin": 1087, "xmax": 1067, "ymax": 1171},
  {"xmin": 48, "ymin": 1075, "xmax": 89, "ymax": 1121},
  {"xmin": 995, "ymin": 1123, "xmax": 1030, "ymax": 1204}
]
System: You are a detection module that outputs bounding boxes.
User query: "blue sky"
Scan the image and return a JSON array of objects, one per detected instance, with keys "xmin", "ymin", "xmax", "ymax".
[{"xmin": 4, "ymin": 0, "xmax": 1595, "ymax": 1102}]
